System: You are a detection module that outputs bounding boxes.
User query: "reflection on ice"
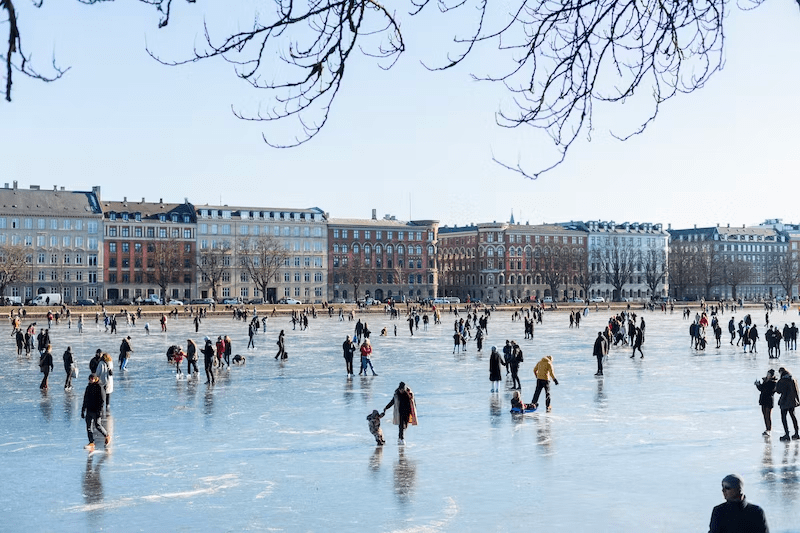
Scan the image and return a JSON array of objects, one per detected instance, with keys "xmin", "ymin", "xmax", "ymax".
[{"xmin": 2, "ymin": 308, "xmax": 800, "ymax": 531}]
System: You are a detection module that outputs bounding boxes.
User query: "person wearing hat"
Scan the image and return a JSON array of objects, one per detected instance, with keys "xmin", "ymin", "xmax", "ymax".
[
  {"xmin": 775, "ymin": 367, "xmax": 800, "ymax": 441},
  {"xmin": 81, "ymin": 374, "xmax": 110, "ymax": 451},
  {"xmin": 755, "ymin": 369, "xmax": 778, "ymax": 436},
  {"xmin": 383, "ymin": 382, "xmax": 417, "ymax": 444},
  {"xmin": 489, "ymin": 346, "xmax": 506, "ymax": 392},
  {"xmin": 531, "ymin": 355, "xmax": 559, "ymax": 412},
  {"xmin": 708, "ymin": 474, "xmax": 768, "ymax": 533}
]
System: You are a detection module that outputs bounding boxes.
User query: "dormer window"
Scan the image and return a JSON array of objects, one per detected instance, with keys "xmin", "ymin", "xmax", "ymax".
[
  {"xmin": 122, "ymin": 213, "xmax": 129, "ymax": 221},
  {"xmin": 159, "ymin": 214, "xmax": 166, "ymax": 222},
  {"xmin": 109, "ymin": 212, "xmax": 116, "ymax": 221}
]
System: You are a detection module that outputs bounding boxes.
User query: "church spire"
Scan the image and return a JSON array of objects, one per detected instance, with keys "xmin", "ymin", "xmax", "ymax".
[{"xmin": 510, "ymin": 209, "xmax": 515, "ymax": 225}]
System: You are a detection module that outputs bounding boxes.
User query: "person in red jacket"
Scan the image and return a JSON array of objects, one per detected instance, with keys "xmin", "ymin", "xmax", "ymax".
[{"xmin": 359, "ymin": 339, "xmax": 377, "ymax": 376}]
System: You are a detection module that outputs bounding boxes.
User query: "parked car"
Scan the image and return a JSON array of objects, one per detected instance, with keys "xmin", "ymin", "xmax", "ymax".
[
  {"xmin": 569, "ymin": 297, "xmax": 584, "ymax": 303},
  {"xmin": 167, "ymin": 299, "xmax": 184, "ymax": 306},
  {"xmin": 279, "ymin": 298, "xmax": 302, "ymax": 305},
  {"xmin": 222, "ymin": 298, "xmax": 243, "ymax": 305},
  {"xmin": 143, "ymin": 295, "xmax": 163, "ymax": 305},
  {"xmin": 589, "ymin": 297, "xmax": 605, "ymax": 303},
  {"xmin": 543, "ymin": 297, "xmax": 553, "ymax": 303},
  {"xmin": 247, "ymin": 298, "xmax": 265, "ymax": 305},
  {"xmin": 76, "ymin": 299, "xmax": 96, "ymax": 306}
]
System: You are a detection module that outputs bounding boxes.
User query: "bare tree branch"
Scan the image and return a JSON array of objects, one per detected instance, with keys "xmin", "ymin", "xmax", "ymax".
[{"xmin": 3, "ymin": 0, "xmax": 780, "ymax": 175}]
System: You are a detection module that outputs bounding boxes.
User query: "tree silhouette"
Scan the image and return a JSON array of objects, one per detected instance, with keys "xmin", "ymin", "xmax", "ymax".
[{"xmin": 5, "ymin": 0, "xmax": 794, "ymax": 174}]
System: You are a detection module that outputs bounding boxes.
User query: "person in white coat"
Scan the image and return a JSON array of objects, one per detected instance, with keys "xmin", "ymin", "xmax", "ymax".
[{"xmin": 96, "ymin": 352, "xmax": 114, "ymax": 413}]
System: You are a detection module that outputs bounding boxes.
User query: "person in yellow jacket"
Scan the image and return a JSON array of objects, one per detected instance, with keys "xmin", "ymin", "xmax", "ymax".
[{"xmin": 530, "ymin": 355, "xmax": 559, "ymax": 412}]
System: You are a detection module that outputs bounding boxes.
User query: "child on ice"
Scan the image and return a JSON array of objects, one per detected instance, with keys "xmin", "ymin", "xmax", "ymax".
[
  {"xmin": 366, "ymin": 409, "xmax": 385, "ymax": 445},
  {"xmin": 511, "ymin": 390, "xmax": 532, "ymax": 412},
  {"xmin": 173, "ymin": 347, "xmax": 185, "ymax": 377}
]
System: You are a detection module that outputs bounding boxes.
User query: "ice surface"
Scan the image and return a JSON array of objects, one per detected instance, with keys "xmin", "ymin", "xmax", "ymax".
[{"xmin": 1, "ymin": 306, "xmax": 800, "ymax": 532}]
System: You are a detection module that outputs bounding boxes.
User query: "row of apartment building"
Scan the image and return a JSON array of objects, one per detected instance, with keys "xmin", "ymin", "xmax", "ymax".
[{"xmin": 0, "ymin": 183, "xmax": 797, "ymax": 304}]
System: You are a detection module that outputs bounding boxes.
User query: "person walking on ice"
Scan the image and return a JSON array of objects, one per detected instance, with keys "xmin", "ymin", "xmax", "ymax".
[
  {"xmin": 530, "ymin": 355, "xmax": 559, "ymax": 412},
  {"xmin": 383, "ymin": 382, "xmax": 417, "ymax": 444},
  {"xmin": 775, "ymin": 367, "xmax": 800, "ymax": 441},
  {"xmin": 81, "ymin": 374, "xmax": 110, "ymax": 451}
]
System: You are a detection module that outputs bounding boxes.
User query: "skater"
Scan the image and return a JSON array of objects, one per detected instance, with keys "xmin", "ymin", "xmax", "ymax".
[
  {"xmin": 708, "ymin": 474, "xmax": 768, "ymax": 533},
  {"xmin": 359, "ymin": 339, "xmax": 377, "ymax": 376},
  {"xmin": 342, "ymin": 335, "xmax": 356, "ymax": 376},
  {"xmin": 186, "ymin": 339, "xmax": 199, "ymax": 375},
  {"xmin": 593, "ymin": 331, "xmax": 608, "ymax": 376},
  {"xmin": 755, "ymin": 369, "xmax": 777, "ymax": 436},
  {"xmin": 383, "ymin": 382, "xmax": 417, "ymax": 444},
  {"xmin": 728, "ymin": 317, "xmax": 736, "ymax": 345},
  {"xmin": 39, "ymin": 344, "xmax": 54, "ymax": 389},
  {"xmin": 202, "ymin": 337, "xmax": 216, "ymax": 384},
  {"xmin": 96, "ymin": 353, "xmax": 114, "ymax": 412},
  {"xmin": 630, "ymin": 326, "xmax": 644, "ymax": 358},
  {"xmin": 173, "ymin": 346, "xmax": 185, "ymax": 376},
  {"xmin": 489, "ymin": 346, "xmax": 506, "ymax": 392},
  {"xmin": 366, "ymin": 409, "xmax": 385, "ymax": 445},
  {"xmin": 775, "ymin": 367, "xmax": 800, "ymax": 442},
  {"xmin": 81, "ymin": 374, "xmax": 109, "ymax": 451},
  {"xmin": 224, "ymin": 335, "xmax": 232, "ymax": 367},
  {"xmin": 215, "ymin": 336, "xmax": 226, "ymax": 368},
  {"xmin": 275, "ymin": 330, "xmax": 286, "ymax": 359},
  {"xmin": 247, "ymin": 322, "xmax": 255, "ymax": 349},
  {"xmin": 748, "ymin": 324, "xmax": 760, "ymax": 353},
  {"xmin": 509, "ymin": 342, "xmax": 523, "ymax": 390},
  {"xmin": 119, "ymin": 336, "xmax": 133, "ymax": 370},
  {"xmin": 530, "ymin": 355, "xmax": 559, "ymax": 413},
  {"xmin": 63, "ymin": 346, "xmax": 75, "ymax": 390}
]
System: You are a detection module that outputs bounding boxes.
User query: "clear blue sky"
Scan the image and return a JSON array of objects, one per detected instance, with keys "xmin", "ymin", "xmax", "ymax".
[{"xmin": 2, "ymin": 0, "xmax": 799, "ymax": 230}]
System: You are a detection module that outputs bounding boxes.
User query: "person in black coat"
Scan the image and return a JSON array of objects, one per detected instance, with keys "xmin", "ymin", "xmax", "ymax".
[
  {"xmin": 593, "ymin": 331, "xmax": 609, "ymax": 376},
  {"xmin": 342, "ymin": 335, "xmax": 356, "ymax": 376},
  {"xmin": 709, "ymin": 474, "xmax": 768, "ymax": 533},
  {"xmin": 202, "ymin": 338, "xmax": 216, "ymax": 385},
  {"xmin": 489, "ymin": 346, "xmax": 506, "ymax": 393},
  {"xmin": 755, "ymin": 369, "xmax": 778, "ymax": 436},
  {"xmin": 63, "ymin": 346, "xmax": 75, "ymax": 390},
  {"xmin": 81, "ymin": 374, "xmax": 109, "ymax": 450},
  {"xmin": 39, "ymin": 344, "xmax": 54, "ymax": 389}
]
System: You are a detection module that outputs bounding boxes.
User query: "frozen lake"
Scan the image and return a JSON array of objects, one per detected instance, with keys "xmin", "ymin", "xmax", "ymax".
[{"xmin": 2, "ymin": 305, "xmax": 800, "ymax": 532}]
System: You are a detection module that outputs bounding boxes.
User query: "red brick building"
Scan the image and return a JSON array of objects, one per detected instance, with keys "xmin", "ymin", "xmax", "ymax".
[
  {"xmin": 101, "ymin": 198, "xmax": 196, "ymax": 302},
  {"xmin": 327, "ymin": 212, "xmax": 439, "ymax": 302}
]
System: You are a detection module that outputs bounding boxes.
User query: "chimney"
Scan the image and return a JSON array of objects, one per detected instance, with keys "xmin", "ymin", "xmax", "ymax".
[
  {"xmin": 54, "ymin": 185, "xmax": 58, "ymax": 191},
  {"xmin": 372, "ymin": 209, "xmax": 377, "ymax": 220},
  {"xmin": 92, "ymin": 186, "xmax": 101, "ymax": 201},
  {"xmin": 123, "ymin": 197, "xmax": 127, "ymax": 203},
  {"xmin": 142, "ymin": 197, "xmax": 145, "ymax": 203},
  {"xmin": 160, "ymin": 198, "xmax": 163, "ymax": 204},
  {"xmin": 13, "ymin": 181, "xmax": 17, "ymax": 189}
]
